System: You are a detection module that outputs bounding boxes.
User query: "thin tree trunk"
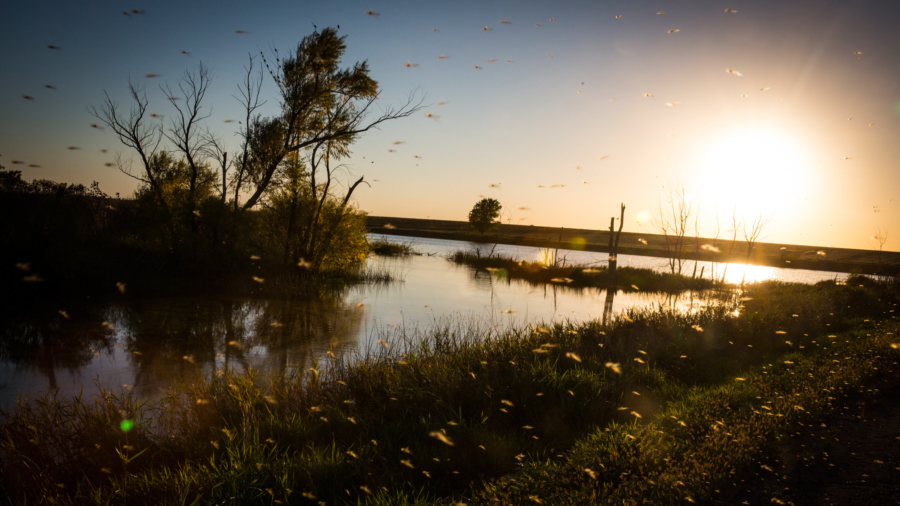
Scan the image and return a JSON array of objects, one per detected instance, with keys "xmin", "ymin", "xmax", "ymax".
[{"xmin": 608, "ymin": 203, "xmax": 625, "ymax": 286}]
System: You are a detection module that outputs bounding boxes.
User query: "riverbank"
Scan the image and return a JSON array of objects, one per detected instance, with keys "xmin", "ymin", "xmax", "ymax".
[
  {"xmin": 368, "ymin": 216, "xmax": 900, "ymax": 276},
  {"xmin": 2, "ymin": 277, "xmax": 898, "ymax": 505}
]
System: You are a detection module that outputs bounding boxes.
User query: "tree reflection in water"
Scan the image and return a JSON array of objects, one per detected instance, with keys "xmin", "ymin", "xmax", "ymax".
[
  {"xmin": 0, "ymin": 289, "xmax": 365, "ymax": 404},
  {"xmin": 0, "ymin": 302, "xmax": 117, "ymax": 391}
]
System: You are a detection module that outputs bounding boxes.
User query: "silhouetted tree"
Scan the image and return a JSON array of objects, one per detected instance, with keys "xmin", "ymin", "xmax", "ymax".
[
  {"xmin": 719, "ymin": 206, "xmax": 743, "ymax": 285},
  {"xmin": 89, "ymin": 81, "xmax": 178, "ymax": 250},
  {"xmin": 740, "ymin": 212, "xmax": 773, "ymax": 286},
  {"xmin": 89, "ymin": 27, "xmax": 421, "ymax": 274},
  {"xmin": 872, "ymin": 225, "xmax": 889, "ymax": 274},
  {"xmin": 652, "ymin": 183, "xmax": 694, "ymax": 274},
  {"xmin": 469, "ymin": 198, "xmax": 502, "ymax": 235},
  {"xmin": 161, "ymin": 64, "xmax": 214, "ymax": 234},
  {"xmin": 234, "ymin": 27, "xmax": 422, "ymax": 211}
]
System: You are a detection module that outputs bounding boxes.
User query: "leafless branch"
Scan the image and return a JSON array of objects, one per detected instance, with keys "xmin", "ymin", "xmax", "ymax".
[{"xmin": 652, "ymin": 183, "xmax": 694, "ymax": 274}]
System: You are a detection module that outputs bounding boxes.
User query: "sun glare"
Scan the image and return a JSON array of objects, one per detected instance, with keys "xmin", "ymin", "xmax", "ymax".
[
  {"xmin": 698, "ymin": 129, "xmax": 809, "ymax": 213},
  {"xmin": 719, "ymin": 263, "xmax": 781, "ymax": 285}
]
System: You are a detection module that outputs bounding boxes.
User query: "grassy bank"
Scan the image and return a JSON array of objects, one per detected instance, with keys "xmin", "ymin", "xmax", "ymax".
[
  {"xmin": 448, "ymin": 248, "xmax": 716, "ymax": 292},
  {"xmin": 1, "ymin": 278, "xmax": 898, "ymax": 505},
  {"xmin": 370, "ymin": 237, "xmax": 421, "ymax": 257}
]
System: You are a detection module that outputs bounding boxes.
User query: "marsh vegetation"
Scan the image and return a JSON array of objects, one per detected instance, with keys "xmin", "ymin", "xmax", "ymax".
[{"xmin": 2, "ymin": 275, "xmax": 898, "ymax": 504}]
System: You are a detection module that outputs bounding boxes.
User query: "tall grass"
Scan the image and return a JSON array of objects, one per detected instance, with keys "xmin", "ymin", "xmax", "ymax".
[
  {"xmin": 1, "ymin": 278, "xmax": 897, "ymax": 505},
  {"xmin": 448, "ymin": 249, "xmax": 717, "ymax": 292},
  {"xmin": 473, "ymin": 325, "xmax": 900, "ymax": 505},
  {"xmin": 370, "ymin": 238, "xmax": 420, "ymax": 257}
]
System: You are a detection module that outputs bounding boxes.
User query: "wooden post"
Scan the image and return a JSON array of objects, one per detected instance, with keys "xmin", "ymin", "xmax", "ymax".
[{"xmin": 608, "ymin": 203, "xmax": 625, "ymax": 285}]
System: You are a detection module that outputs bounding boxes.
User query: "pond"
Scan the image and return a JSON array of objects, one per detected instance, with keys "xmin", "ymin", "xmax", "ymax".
[{"xmin": 0, "ymin": 235, "xmax": 848, "ymax": 409}]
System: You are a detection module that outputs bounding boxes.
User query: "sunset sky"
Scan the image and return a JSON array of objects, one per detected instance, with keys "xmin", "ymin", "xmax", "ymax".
[{"xmin": 2, "ymin": 0, "xmax": 899, "ymax": 250}]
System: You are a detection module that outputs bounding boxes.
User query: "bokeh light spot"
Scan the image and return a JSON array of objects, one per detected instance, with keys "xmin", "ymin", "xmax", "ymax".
[{"xmin": 120, "ymin": 419, "xmax": 134, "ymax": 432}]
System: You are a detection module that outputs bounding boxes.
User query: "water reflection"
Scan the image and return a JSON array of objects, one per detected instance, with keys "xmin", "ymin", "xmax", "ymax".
[
  {"xmin": 402, "ymin": 234, "xmax": 846, "ymax": 285},
  {"xmin": 0, "ymin": 303, "xmax": 117, "ymax": 391},
  {"xmin": 603, "ymin": 287, "xmax": 615, "ymax": 324},
  {"xmin": 1, "ymin": 235, "xmax": 847, "ymax": 408},
  {"xmin": 1, "ymin": 291, "xmax": 366, "ymax": 408}
]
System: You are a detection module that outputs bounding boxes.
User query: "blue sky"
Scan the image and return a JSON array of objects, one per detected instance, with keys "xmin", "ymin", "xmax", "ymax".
[{"xmin": 2, "ymin": 0, "xmax": 899, "ymax": 249}]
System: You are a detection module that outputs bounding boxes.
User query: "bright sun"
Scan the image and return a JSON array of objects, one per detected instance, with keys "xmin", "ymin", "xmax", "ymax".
[{"xmin": 697, "ymin": 129, "xmax": 809, "ymax": 213}]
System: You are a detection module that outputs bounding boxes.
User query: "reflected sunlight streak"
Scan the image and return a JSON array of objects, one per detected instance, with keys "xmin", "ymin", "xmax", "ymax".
[{"xmin": 720, "ymin": 263, "xmax": 782, "ymax": 285}]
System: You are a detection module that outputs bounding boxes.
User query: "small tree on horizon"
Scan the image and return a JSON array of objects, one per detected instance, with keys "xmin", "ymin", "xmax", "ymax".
[
  {"xmin": 871, "ymin": 225, "xmax": 889, "ymax": 273},
  {"xmin": 469, "ymin": 198, "xmax": 502, "ymax": 235}
]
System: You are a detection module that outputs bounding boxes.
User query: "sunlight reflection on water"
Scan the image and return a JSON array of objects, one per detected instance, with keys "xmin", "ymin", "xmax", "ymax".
[
  {"xmin": 387, "ymin": 234, "xmax": 847, "ymax": 286},
  {"xmin": 0, "ymin": 235, "xmax": 848, "ymax": 407}
]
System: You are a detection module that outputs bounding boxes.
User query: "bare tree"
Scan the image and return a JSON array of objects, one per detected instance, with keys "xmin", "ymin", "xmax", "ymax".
[
  {"xmin": 299, "ymin": 138, "xmax": 370, "ymax": 269},
  {"xmin": 872, "ymin": 225, "xmax": 889, "ymax": 273},
  {"xmin": 719, "ymin": 206, "xmax": 743, "ymax": 285},
  {"xmin": 203, "ymin": 132, "xmax": 232, "ymax": 205},
  {"xmin": 607, "ymin": 203, "xmax": 625, "ymax": 285},
  {"xmin": 707, "ymin": 207, "xmax": 723, "ymax": 281},
  {"xmin": 690, "ymin": 207, "xmax": 701, "ymax": 279},
  {"xmin": 652, "ymin": 184, "xmax": 695, "ymax": 274},
  {"xmin": 161, "ymin": 64, "xmax": 216, "ymax": 232},
  {"xmin": 88, "ymin": 81, "xmax": 176, "ymax": 246},
  {"xmin": 739, "ymin": 212, "xmax": 773, "ymax": 286},
  {"xmin": 230, "ymin": 54, "xmax": 266, "ymax": 212}
]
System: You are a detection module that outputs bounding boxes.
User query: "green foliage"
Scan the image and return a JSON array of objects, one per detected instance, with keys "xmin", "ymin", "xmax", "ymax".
[
  {"xmin": 254, "ymin": 156, "xmax": 369, "ymax": 274},
  {"xmin": 468, "ymin": 198, "xmax": 502, "ymax": 235},
  {"xmin": 131, "ymin": 151, "xmax": 220, "ymax": 254},
  {"xmin": 135, "ymin": 151, "xmax": 217, "ymax": 218}
]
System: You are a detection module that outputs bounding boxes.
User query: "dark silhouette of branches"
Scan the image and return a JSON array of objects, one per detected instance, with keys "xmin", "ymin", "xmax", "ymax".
[
  {"xmin": 740, "ymin": 212, "xmax": 774, "ymax": 285},
  {"xmin": 239, "ymin": 28, "xmax": 424, "ymax": 211},
  {"xmin": 718, "ymin": 206, "xmax": 743, "ymax": 284},
  {"xmin": 231, "ymin": 54, "xmax": 266, "ymax": 212},
  {"xmin": 871, "ymin": 225, "xmax": 889, "ymax": 274},
  {"xmin": 652, "ymin": 183, "xmax": 694, "ymax": 274},
  {"xmin": 88, "ymin": 27, "xmax": 419, "ymax": 272},
  {"xmin": 160, "ymin": 63, "xmax": 215, "ymax": 230},
  {"xmin": 88, "ymin": 81, "xmax": 176, "ymax": 245},
  {"xmin": 203, "ymin": 131, "xmax": 232, "ymax": 204}
]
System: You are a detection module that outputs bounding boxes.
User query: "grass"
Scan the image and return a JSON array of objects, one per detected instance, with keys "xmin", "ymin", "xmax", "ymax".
[
  {"xmin": 472, "ymin": 326, "xmax": 900, "ymax": 505},
  {"xmin": 1, "ymin": 276, "xmax": 898, "ymax": 505},
  {"xmin": 370, "ymin": 238, "xmax": 421, "ymax": 257},
  {"xmin": 448, "ymin": 248, "xmax": 717, "ymax": 292}
]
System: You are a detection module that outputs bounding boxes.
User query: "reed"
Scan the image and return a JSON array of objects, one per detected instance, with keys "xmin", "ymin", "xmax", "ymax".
[{"xmin": 370, "ymin": 238, "xmax": 421, "ymax": 257}]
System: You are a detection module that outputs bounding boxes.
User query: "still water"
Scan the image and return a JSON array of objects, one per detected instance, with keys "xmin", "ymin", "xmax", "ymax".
[{"xmin": 0, "ymin": 235, "xmax": 847, "ymax": 409}]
